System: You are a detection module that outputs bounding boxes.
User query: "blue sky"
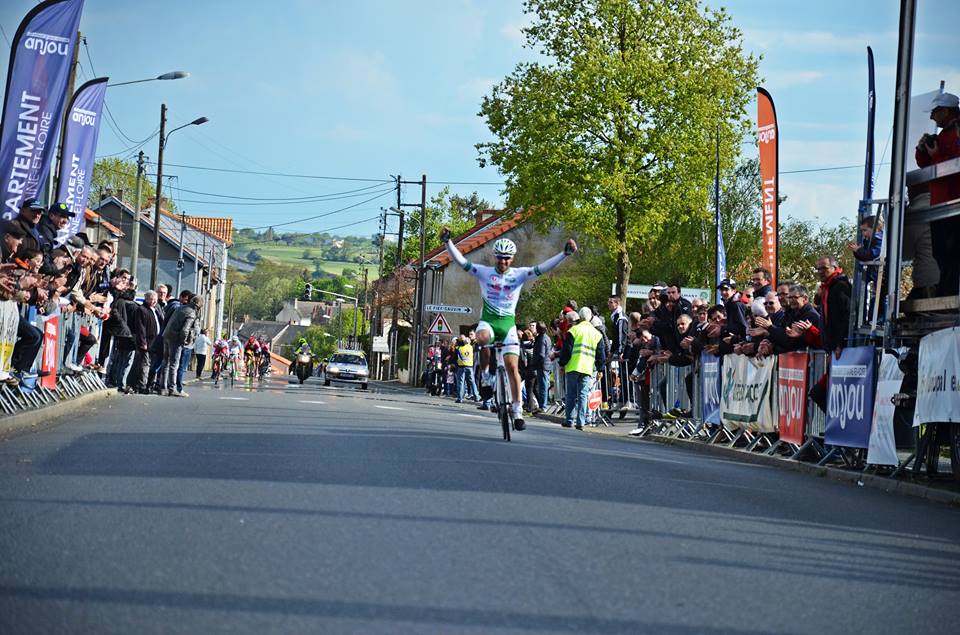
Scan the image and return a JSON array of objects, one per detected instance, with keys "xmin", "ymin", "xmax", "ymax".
[{"xmin": 1, "ymin": 0, "xmax": 957, "ymax": 237}]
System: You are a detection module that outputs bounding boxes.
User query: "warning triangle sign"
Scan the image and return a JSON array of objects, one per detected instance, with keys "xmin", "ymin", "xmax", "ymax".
[{"xmin": 427, "ymin": 313, "xmax": 454, "ymax": 335}]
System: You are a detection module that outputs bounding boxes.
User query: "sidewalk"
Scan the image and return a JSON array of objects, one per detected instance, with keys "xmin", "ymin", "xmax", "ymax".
[{"xmin": 372, "ymin": 381, "xmax": 960, "ymax": 507}]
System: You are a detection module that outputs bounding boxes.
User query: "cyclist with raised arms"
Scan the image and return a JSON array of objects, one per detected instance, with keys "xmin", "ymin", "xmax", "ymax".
[{"xmin": 441, "ymin": 227, "xmax": 577, "ymax": 430}]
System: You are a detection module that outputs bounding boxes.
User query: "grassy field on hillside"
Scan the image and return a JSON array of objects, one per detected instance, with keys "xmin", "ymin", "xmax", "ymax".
[{"xmin": 232, "ymin": 243, "xmax": 374, "ymax": 277}]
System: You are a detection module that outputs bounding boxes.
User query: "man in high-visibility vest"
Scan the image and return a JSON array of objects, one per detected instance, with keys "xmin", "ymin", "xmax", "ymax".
[
  {"xmin": 558, "ymin": 307, "xmax": 606, "ymax": 429},
  {"xmin": 455, "ymin": 334, "xmax": 478, "ymax": 403}
]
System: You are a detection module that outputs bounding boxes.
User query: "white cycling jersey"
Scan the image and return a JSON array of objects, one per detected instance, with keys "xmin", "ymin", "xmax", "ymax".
[{"xmin": 445, "ymin": 239, "xmax": 568, "ymax": 319}]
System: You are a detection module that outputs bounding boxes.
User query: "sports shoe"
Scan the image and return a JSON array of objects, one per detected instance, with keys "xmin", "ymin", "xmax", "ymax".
[
  {"xmin": 477, "ymin": 403, "xmax": 489, "ymax": 411},
  {"xmin": 513, "ymin": 418, "xmax": 526, "ymax": 431},
  {"xmin": 629, "ymin": 427, "xmax": 644, "ymax": 436},
  {"xmin": 575, "ymin": 423, "xmax": 583, "ymax": 430},
  {"xmin": 176, "ymin": 391, "xmax": 189, "ymax": 398}
]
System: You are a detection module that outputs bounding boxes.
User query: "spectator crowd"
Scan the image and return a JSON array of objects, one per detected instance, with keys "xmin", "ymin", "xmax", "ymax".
[{"xmin": 0, "ymin": 198, "xmax": 208, "ymax": 398}]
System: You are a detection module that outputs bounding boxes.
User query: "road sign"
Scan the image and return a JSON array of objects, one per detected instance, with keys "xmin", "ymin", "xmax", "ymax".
[
  {"xmin": 372, "ymin": 335, "xmax": 389, "ymax": 353},
  {"xmin": 427, "ymin": 313, "xmax": 454, "ymax": 336},
  {"xmin": 425, "ymin": 304, "xmax": 473, "ymax": 314}
]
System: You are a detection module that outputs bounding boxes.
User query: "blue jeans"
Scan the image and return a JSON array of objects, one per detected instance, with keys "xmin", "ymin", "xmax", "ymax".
[
  {"xmin": 564, "ymin": 371, "xmax": 592, "ymax": 426},
  {"xmin": 177, "ymin": 348, "xmax": 194, "ymax": 393},
  {"xmin": 456, "ymin": 366, "xmax": 477, "ymax": 402},
  {"xmin": 535, "ymin": 369, "xmax": 549, "ymax": 408}
]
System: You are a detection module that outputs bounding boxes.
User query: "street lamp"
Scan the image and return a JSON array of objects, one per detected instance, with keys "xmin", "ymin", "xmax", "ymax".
[
  {"xmin": 108, "ymin": 71, "xmax": 190, "ymax": 88},
  {"xmin": 149, "ymin": 104, "xmax": 209, "ymax": 290}
]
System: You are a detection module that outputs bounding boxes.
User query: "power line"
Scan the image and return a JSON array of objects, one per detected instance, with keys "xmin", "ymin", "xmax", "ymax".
[
  {"xmin": 234, "ymin": 214, "xmax": 382, "ymax": 233},
  {"xmin": 237, "ymin": 190, "xmax": 394, "ymax": 230},
  {"xmin": 162, "ymin": 180, "xmax": 391, "ymax": 203},
  {"xmin": 171, "ymin": 188, "xmax": 395, "ymax": 207},
  {"xmin": 161, "ymin": 162, "xmax": 393, "ymax": 183}
]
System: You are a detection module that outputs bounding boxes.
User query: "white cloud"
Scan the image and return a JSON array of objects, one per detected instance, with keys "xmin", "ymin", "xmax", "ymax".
[
  {"xmin": 323, "ymin": 49, "xmax": 400, "ymax": 105},
  {"xmin": 500, "ymin": 16, "xmax": 532, "ymax": 46},
  {"xmin": 779, "ymin": 179, "xmax": 864, "ymax": 224},
  {"xmin": 457, "ymin": 77, "xmax": 496, "ymax": 102},
  {"xmin": 744, "ymin": 29, "xmax": 892, "ymax": 54},
  {"xmin": 764, "ymin": 70, "xmax": 825, "ymax": 89}
]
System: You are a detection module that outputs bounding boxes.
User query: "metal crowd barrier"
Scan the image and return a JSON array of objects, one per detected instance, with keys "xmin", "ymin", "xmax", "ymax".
[
  {"xmin": 631, "ymin": 349, "xmax": 836, "ymax": 463},
  {"xmin": 0, "ymin": 308, "xmax": 110, "ymax": 419}
]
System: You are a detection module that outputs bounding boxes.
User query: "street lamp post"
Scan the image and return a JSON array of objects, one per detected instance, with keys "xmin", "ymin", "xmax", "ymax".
[
  {"xmin": 149, "ymin": 104, "xmax": 208, "ymax": 290},
  {"xmin": 99, "ymin": 71, "xmax": 188, "ymax": 282}
]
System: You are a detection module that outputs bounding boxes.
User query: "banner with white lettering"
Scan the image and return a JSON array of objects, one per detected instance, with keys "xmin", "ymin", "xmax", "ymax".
[
  {"xmin": 913, "ymin": 326, "xmax": 960, "ymax": 426},
  {"xmin": 721, "ymin": 354, "xmax": 777, "ymax": 433},
  {"xmin": 777, "ymin": 352, "xmax": 807, "ymax": 445},
  {"xmin": 757, "ymin": 87, "xmax": 779, "ymax": 286},
  {"xmin": 55, "ymin": 77, "xmax": 106, "ymax": 243},
  {"xmin": 0, "ymin": 0, "xmax": 84, "ymax": 220},
  {"xmin": 700, "ymin": 352, "xmax": 721, "ymax": 424},
  {"xmin": 825, "ymin": 346, "xmax": 876, "ymax": 449},
  {"xmin": 868, "ymin": 352, "xmax": 903, "ymax": 466}
]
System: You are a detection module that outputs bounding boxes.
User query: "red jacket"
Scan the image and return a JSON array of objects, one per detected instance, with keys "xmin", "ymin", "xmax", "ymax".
[{"xmin": 916, "ymin": 117, "xmax": 960, "ymax": 205}]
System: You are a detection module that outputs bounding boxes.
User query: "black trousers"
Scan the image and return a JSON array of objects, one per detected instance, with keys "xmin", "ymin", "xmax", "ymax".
[
  {"xmin": 194, "ymin": 353, "xmax": 207, "ymax": 378},
  {"xmin": 11, "ymin": 319, "xmax": 42, "ymax": 372}
]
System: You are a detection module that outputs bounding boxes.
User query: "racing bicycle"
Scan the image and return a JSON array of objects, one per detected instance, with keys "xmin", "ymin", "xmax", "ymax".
[{"xmin": 489, "ymin": 342, "xmax": 512, "ymax": 442}]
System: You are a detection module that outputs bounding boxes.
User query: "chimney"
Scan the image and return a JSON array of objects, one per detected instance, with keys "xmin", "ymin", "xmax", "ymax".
[{"xmin": 475, "ymin": 209, "xmax": 498, "ymax": 225}]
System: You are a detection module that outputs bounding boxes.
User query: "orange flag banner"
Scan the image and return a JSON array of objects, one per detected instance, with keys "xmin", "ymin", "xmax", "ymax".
[{"xmin": 757, "ymin": 87, "xmax": 779, "ymax": 285}]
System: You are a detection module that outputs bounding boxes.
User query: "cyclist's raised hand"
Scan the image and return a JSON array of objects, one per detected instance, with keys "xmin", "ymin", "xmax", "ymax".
[
  {"xmin": 564, "ymin": 239, "xmax": 578, "ymax": 256},
  {"xmin": 440, "ymin": 227, "xmax": 451, "ymax": 242}
]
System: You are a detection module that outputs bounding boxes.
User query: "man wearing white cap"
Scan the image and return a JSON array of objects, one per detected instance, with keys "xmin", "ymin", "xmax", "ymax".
[
  {"xmin": 916, "ymin": 92, "xmax": 960, "ymax": 295},
  {"xmin": 916, "ymin": 92, "xmax": 959, "ymax": 204}
]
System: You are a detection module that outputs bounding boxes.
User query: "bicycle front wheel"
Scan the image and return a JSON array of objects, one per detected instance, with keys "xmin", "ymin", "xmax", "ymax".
[{"xmin": 497, "ymin": 368, "xmax": 511, "ymax": 442}]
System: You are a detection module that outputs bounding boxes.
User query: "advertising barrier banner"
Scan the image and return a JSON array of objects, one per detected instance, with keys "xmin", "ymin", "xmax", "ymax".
[
  {"xmin": 0, "ymin": 0, "xmax": 85, "ymax": 220},
  {"xmin": 777, "ymin": 352, "xmax": 807, "ymax": 445},
  {"xmin": 757, "ymin": 87, "xmax": 779, "ymax": 285},
  {"xmin": 913, "ymin": 326, "xmax": 960, "ymax": 425},
  {"xmin": 825, "ymin": 346, "xmax": 876, "ymax": 448},
  {"xmin": 700, "ymin": 352, "xmax": 721, "ymax": 424},
  {"xmin": 40, "ymin": 311, "xmax": 59, "ymax": 389},
  {"xmin": 55, "ymin": 77, "xmax": 107, "ymax": 243},
  {"xmin": 868, "ymin": 352, "xmax": 903, "ymax": 466},
  {"xmin": 721, "ymin": 354, "xmax": 777, "ymax": 432}
]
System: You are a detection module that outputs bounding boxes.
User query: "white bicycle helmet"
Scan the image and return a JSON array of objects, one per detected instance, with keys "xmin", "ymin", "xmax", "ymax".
[{"xmin": 492, "ymin": 238, "xmax": 517, "ymax": 257}]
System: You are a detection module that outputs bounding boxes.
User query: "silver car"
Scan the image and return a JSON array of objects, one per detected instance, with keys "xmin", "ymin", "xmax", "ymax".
[{"xmin": 323, "ymin": 350, "xmax": 369, "ymax": 390}]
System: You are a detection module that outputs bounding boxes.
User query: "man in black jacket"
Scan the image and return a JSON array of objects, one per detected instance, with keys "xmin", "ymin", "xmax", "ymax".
[
  {"xmin": 717, "ymin": 278, "xmax": 748, "ymax": 340},
  {"xmin": 529, "ymin": 320, "xmax": 551, "ymax": 410},
  {"xmin": 129, "ymin": 290, "xmax": 161, "ymax": 393}
]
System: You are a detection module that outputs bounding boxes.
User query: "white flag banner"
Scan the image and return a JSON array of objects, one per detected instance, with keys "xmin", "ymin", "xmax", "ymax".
[
  {"xmin": 867, "ymin": 353, "xmax": 904, "ymax": 466},
  {"xmin": 914, "ymin": 327, "xmax": 960, "ymax": 426},
  {"xmin": 721, "ymin": 354, "xmax": 777, "ymax": 433}
]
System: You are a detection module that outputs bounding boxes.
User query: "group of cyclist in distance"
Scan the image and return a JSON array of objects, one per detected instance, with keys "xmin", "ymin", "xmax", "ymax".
[
  {"xmin": 210, "ymin": 334, "xmax": 273, "ymax": 383},
  {"xmin": 440, "ymin": 226, "xmax": 578, "ymax": 432}
]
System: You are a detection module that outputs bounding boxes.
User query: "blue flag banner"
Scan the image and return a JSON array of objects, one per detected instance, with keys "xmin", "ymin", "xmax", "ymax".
[
  {"xmin": 55, "ymin": 77, "xmax": 107, "ymax": 244},
  {"xmin": 701, "ymin": 352, "xmax": 721, "ymax": 424},
  {"xmin": 0, "ymin": 0, "xmax": 84, "ymax": 220},
  {"xmin": 825, "ymin": 346, "xmax": 876, "ymax": 449}
]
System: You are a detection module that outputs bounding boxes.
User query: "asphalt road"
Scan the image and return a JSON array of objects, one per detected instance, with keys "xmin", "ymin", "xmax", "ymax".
[{"xmin": 1, "ymin": 374, "xmax": 958, "ymax": 634}]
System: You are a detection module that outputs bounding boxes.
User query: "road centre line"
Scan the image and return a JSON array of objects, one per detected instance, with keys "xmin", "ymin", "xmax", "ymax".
[
  {"xmin": 374, "ymin": 405, "xmax": 405, "ymax": 410},
  {"xmin": 219, "ymin": 397, "xmax": 249, "ymax": 401}
]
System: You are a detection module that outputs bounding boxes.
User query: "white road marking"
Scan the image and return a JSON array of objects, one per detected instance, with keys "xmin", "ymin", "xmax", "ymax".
[
  {"xmin": 299, "ymin": 400, "xmax": 326, "ymax": 405},
  {"xmin": 219, "ymin": 397, "xmax": 249, "ymax": 401},
  {"xmin": 375, "ymin": 405, "xmax": 405, "ymax": 411},
  {"xmin": 458, "ymin": 414, "xmax": 486, "ymax": 419}
]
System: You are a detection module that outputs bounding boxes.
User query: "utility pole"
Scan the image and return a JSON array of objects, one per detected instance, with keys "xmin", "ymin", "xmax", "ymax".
[
  {"xmin": 411, "ymin": 174, "xmax": 427, "ymax": 388},
  {"xmin": 150, "ymin": 103, "xmax": 167, "ymax": 290},
  {"xmin": 175, "ymin": 210, "xmax": 187, "ymax": 294},
  {"xmin": 130, "ymin": 151, "xmax": 145, "ymax": 281},
  {"xmin": 227, "ymin": 282, "xmax": 235, "ymax": 337},
  {"xmin": 390, "ymin": 175, "xmax": 403, "ymax": 380}
]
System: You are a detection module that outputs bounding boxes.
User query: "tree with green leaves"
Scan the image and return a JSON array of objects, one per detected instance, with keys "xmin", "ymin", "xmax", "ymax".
[
  {"xmin": 478, "ymin": 0, "xmax": 758, "ymax": 304},
  {"xmin": 91, "ymin": 157, "xmax": 176, "ymax": 210}
]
